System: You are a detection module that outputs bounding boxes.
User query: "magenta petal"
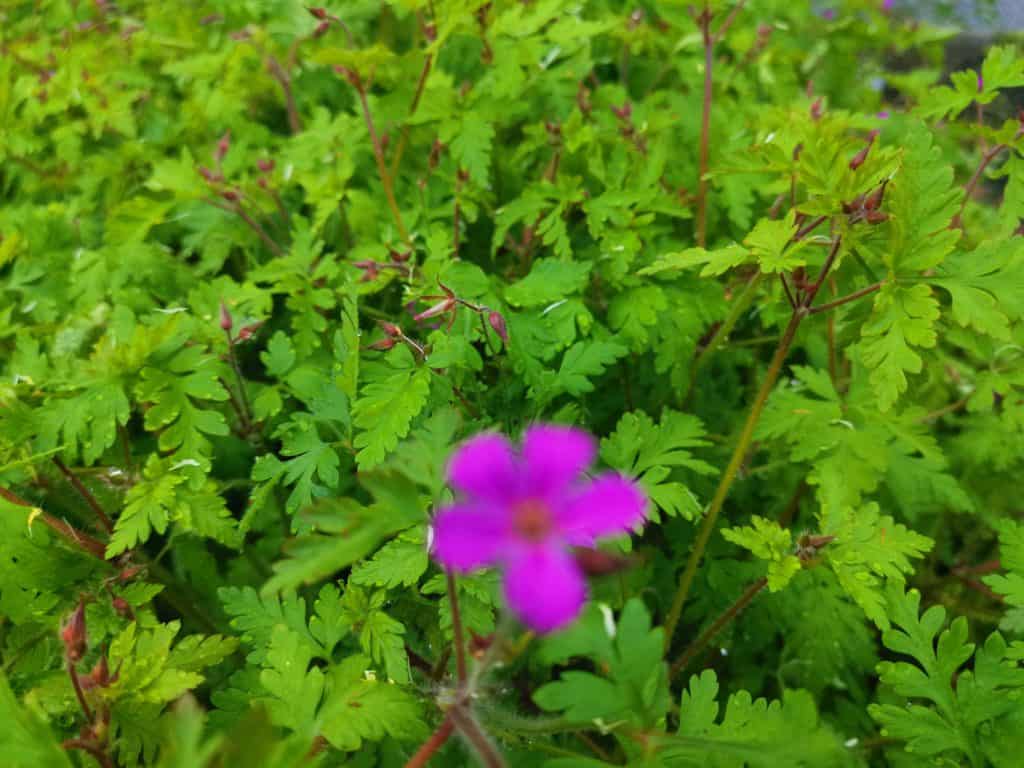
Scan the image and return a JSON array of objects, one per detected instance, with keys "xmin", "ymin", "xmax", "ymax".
[
  {"xmin": 431, "ymin": 503, "xmax": 510, "ymax": 572},
  {"xmin": 503, "ymin": 545, "xmax": 587, "ymax": 633},
  {"xmin": 557, "ymin": 474, "xmax": 647, "ymax": 546},
  {"xmin": 446, "ymin": 432, "xmax": 519, "ymax": 501},
  {"xmin": 522, "ymin": 424, "xmax": 596, "ymax": 496}
]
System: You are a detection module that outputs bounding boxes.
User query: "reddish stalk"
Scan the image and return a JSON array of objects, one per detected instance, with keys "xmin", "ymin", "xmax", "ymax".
[
  {"xmin": 808, "ymin": 280, "xmax": 885, "ymax": 314},
  {"xmin": 670, "ymin": 577, "xmax": 767, "ymax": 679},
  {"xmin": 695, "ymin": 5, "xmax": 714, "ymax": 248},
  {"xmin": 390, "ymin": 53, "xmax": 434, "ymax": 179},
  {"xmin": 266, "ymin": 55, "xmax": 303, "ymax": 133},
  {"xmin": 446, "ymin": 570, "xmax": 468, "ymax": 685},
  {"xmin": 954, "ymin": 143, "xmax": 1008, "ymax": 228},
  {"xmin": 404, "ymin": 717, "xmax": 455, "ymax": 768},
  {"xmin": 67, "ymin": 661, "xmax": 94, "ymax": 722},
  {"xmin": 664, "ymin": 236, "xmax": 847, "ymax": 651},
  {"xmin": 52, "ymin": 457, "xmax": 114, "ymax": 534},
  {"xmin": 0, "ymin": 487, "xmax": 107, "ymax": 560},
  {"xmin": 350, "ymin": 77, "xmax": 411, "ymax": 244},
  {"xmin": 62, "ymin": 739, "xmax": 114, "ymax": 768}
]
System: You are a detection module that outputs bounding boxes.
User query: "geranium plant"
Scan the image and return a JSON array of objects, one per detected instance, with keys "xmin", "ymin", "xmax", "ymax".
[{"xmin": 1, "ymin": 1, "xmax": 1023, "ymax": 766}]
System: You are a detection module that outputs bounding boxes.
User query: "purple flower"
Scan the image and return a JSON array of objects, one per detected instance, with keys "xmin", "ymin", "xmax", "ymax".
[
  {"xmin": 882, "ymin": 0, "xmax": 894, "ymax": 10},
  {"xmin": 430, "ymin": 425, "xmax": 647, "ymax": 633}
]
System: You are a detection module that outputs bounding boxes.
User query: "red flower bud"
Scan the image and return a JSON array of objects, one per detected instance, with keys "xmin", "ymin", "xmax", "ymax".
[
  {"xmin": 112, "ymin": 596, "xmax": 132, "ymax": 617},
  {"xmin": 424, "ymin": 22, "xmax": 437, "ymax": 42},
  {"xmin": 380, "ymin": 321, "xmax": 402, "ymax": 337},
  {"xmin": 219, "ymin": 301, "xmax": 233, "ymax": 331},
  {"xmin": 81, "ymin": 655, "xmax": 111, "ymax": 690},
  {"xmin": 810, "ymin": 97, "xmax": 823, "ymax": 120},
  {"xmin": 414, "ymin": 297, "xmax": 456, "ymax": 322},
  {"xmin": 61, "ymin": 600, "xmax": 87, "ymax": 663},
  {"xmin": 257, "ymin": 158, "xmax": 275, "ymax": 173},
  {"xmin": 367, "ymin": 337, "xmax": 397, "ymax": 351},
  {"xmin": 237, "ymin": 321, "xmax": 263, "ymax": 342},
  {"xmin": 222, "ymin": 189, "xmax": 239, "ymax": 202},
  {"xmin": 308, "ymin": 6, "xmax": 328, "ymax": 20},
  {"xmin": 313, "ymin": 19, "xmax": 331, "ymax": 37},
  {"xmin": 215, "ymin": 131, "xmax": 231, "ymax": 163},
  {"xmin": 572, "ymin": 547, "xmax": 634, "ymax": 576},
  {"xmin": 487, "ymin": 310, "xmax": 509, "ymax": 345}
]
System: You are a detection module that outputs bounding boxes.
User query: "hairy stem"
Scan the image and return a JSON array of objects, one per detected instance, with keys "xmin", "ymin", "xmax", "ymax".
[
  {"xmin": 670, "ymin": 576, "xmax": 767, "ymax": 679},
  {"xmin": 665, "ymin": 236, "xmax": 845, "ymax": 651},
  {"xmin": 664, "ymin": 309, "xmax": 802, "ymax": 650},
  {"xmin": 52, "ymin": 457, "xmax": 114, "ymax": 534},
  {"xmin": 223, "ymin": 330, "xmax": 254, "ymax": 431},
  {"xmin": 685, "ymin": 271, "xmax": 764, "ymax": 404},
  {"xmin": 0, "ymin": 487, "xmax": 107, "ymax": 560},
  {"xmin": 354, "ymin": 84, "xmax": 411, "ymax": 244},
  {"xmin": 404, "ymin": 716, "xmax": 455, "ymax": 768},
  {"xmin": 808, "ymin": 280, "xmax": 884, "ymax": 314},
  {"xmin": 446, "ymin": 570, "xmax": 467, "ymax": 685},
  {"xmin": 449, "ymin": 706, "xmax": 507, "ymax": 768},
  {"xmin": 266, "ymin": 55, "xmax": 303, "ymax": 134},
  {"xmin": 68, "ymin": 661, "xmax": 94, "ymax": 722},
  {"xmin": 955, "ymin": 142, "xmax": 1008, "ymax": 228},
  {"xmin": 390, "ymin": 53, "xmax": 433, "ymax": 179},
  {"xmin": 62, "ymin": 738, "xmax": 114, "ymax": 768},
  {"xmin": 695, "ymin": 5, "xmax": 713, "ymax": 248}
]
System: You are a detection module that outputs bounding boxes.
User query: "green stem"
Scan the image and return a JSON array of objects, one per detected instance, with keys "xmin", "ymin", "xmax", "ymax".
[
  {"xmin": 669, "ymin": 576, "xmax": 767, "ymax": 679},
  {"xmin": 446, "ymin": 569, "xmax": 467, "ymax": 685},
  {"xmin": 664, "ymin": 308, "xmax": 804, "ymax": 651},
  {"xmin": 685, "ymin": 271, "xmax": 763, "ymax": 404}
]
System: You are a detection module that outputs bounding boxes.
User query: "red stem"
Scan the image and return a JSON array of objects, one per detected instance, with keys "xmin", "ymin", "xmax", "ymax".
[
  {"xmin": 404, "ymin": 717, "xmax": 455, "ymax": 768},
  {"xmin": 808, "ymin": 280, "xmax": 885, "ymax": 314},
  {"xmin": 52, "ymin": 457, "xmax": 114, "ymax": 534},
  {"xmin": 695, "ymin": 6, "xmax": 713, "ymax": 248},
  {"xmin": 446, "ymin": 570, "xmax": 467, "ymax": 685},
  {"xmin": 354, "ymin": 83, "xmax": 411, "ymax": 244},
  {"xmin": 0, "ymin": 487, "xmax": 107, "ymax": 560}
]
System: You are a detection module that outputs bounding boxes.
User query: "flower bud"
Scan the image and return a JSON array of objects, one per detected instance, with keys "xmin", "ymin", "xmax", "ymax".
[
  {"xmin": 61, "ymin": 600, "xmax": 87, "ymax": 663},
  {"xmin": 257, "ymin": 158, "xmax": 275, "ymax": 173},
  {"xmin": 219, "ymin": 301, "xmax": 233, "ymax": 331},
  {"xmin": 810, "ymin": 97, "xmax": 823, "ymax": 120},
  {"xmin": 81, "ymin": 655, "xmax": 111, "ymax": 690},
  {"xmin": 864, "ymin": 210, "xmax": 889, "ymax": 224},
  {"xmin": 215, "ymin": 131, "xmax": 231, "ymax": 163},
  {"xmin": 414, "ymin": 297, "xmax": 456, "ymax": 322},
  {"xmin": 221, "ymin": 189, "xmax": 239, "ymax": 203},
  {"xmin": 380, "ymin": 321, "xmax": 402, "ymax": 337},
  {"xmin": 424, "ymin": 22, "xmax": 437, "ymax": 42},
  {"xmin": 308, "ymin": 6, "xmax": 329, "ymax": 20},
  {"xmin": 112, "ymin": 596, "xmax": 132, "ymax": 617},
  {"xmin": 487, "ymin": 310, "xmax": 509, "ymax": 345},
  {"xmin": 367, "ymin": 337, "xmax": 397, "ymax": 351},
  {"xmin": 237, "ymin": 322, "xmax": 263, "ymax": 342},
  {"xmin": 573, "ymin": 547, "xmax": 633, "ymax": 576},
  {"xmin": 313, "ymin": 20, "xmax": 330, "ymax": 37}
]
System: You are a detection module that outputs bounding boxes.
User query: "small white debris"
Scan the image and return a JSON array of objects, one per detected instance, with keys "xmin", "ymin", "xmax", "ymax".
[{"xmin": 599, "ymin": 604, "xmax": 616, "ymax": 639}]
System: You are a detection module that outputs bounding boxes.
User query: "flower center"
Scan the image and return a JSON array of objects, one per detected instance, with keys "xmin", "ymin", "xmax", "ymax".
[{"xmin": 512, "ymin": 499, "xmax": 553, "ymax": 542}]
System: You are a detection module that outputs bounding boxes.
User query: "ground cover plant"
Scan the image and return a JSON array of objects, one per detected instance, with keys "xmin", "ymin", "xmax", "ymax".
[{"xmin": 1, "ymin": 0, "xmax": 1023, "ymax": 765}]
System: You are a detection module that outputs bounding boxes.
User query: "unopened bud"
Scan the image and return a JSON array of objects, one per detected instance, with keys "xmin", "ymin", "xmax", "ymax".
[
  {"xmin": 810, "ymin": 97, "xmax": 823, "ymax": 120},
  {"xmin": 487, "ymin": 310, "xmax": 509, "ymax": 345},
  {"xmin": 864, "ymin": 180, "xmax": 888, "ymax": 210},
  {"xmin": 367, "ymin": 337, "xmax": 397, "ymax": 351},
  {"xmin": 215, "ymin": 130, "xmax": 231, "ymax": 163},
  {"xmin": 424, "ymin": 22, "xmax": 437, "ymax": 42},
  {"xmin": 219, "ymin": 301, "xmax": 233, "ymax": 331},
  {"xmin": 849, "ymin": 130, "xmax": 879, "ymax": 171},
  {"xmin": 308, "ymin": 7, "xmax": 328, "ymax": 20},
  {"xmin": 573, "ymin": 547, "xmax": 633, "ymax": 576},
  {"xmin": 61, "ymin": 601, "xmax": 87, "ymax": 663},
  {"xmin": 414, "ymin": 297, "xmax": 456, "ymax": 322},
  {"xmin": 112, "ymin": 596, "xmax": 132, "ymax": 617},
  {"xmin": 380, "ymin": 321, "xmax": 402, "ymax": 337},
  {"xmin": 313, "ymin": 19, "xmax": 330, "ymax": 37},
  {"xmin": 612, "ymin": 101, "xmax": 632, "ymax": 120},
  {"xmin": 390, "ymin": 248, "xmax": 411, "ymax": 263},
  {"xmin": 864, "ymin": 210, "xmax": 889, "ymax": 224},
  {"xmin": 257, "ymin": 158, "xmax": 275, "ymax": 173},
  {"xmin": 81, "ymin": 655, "xmax": 111, "ymax": 690},
  {"xmin": 237, "ymin": 321, "xmax": 263, "ymax": 341},
  {"xmin": 222, "ymin": 189, "xmax": 239, "ymax": 203}
]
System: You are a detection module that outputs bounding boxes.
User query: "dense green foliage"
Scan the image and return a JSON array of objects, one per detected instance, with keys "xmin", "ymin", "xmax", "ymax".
[{"xmin": 1, "ymin": 0, "xmax": 1023, "ymax": 766}]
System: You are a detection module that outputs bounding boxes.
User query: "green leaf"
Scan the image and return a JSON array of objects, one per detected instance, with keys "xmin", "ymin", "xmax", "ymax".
[
  {"xmin": 318, "ymin": 655, "xmax": 426, "ymax": 751},
  {"xmin": 448, "ymin": 114, "xmax": 494, "ymax": 187},
  {"xmin": 929, "ymin": 239, "xmax": 1024, "ymax": 340},
  {"xmin": 601, "ymin": 409, "xmax": 715, "ymax": 522},
  {"xmin": 744, "ymin": 211, "xmax": 806, "ymax": 273},
  {"xmin": 824, "ymin": 504, "xmax": 932, "ymax": 629},
  {"xmin": 0, "ymin": 670, "xmax": 72, "ymax": 768},
  {"xmin": 259, "ymin": 626, "xmax": 324, "ymax": 737},
  {"xmin": 859, "ymin": 283, "xmax": 940, "ymax": 412},
  {"xmin": 350, "ymin": 527, "xmax": 428, "ymax": 589},
  {"xmin": 639, "ymin": 244, "xmax": 751, "ymax": 278},
  {"xmin": 352, "ymin": 350, "xmax": 431, "ymax": 469},
  {"xmin": 723, "ymin": 516, "xmax": 801, "ymax": 592},
  {"xmin": 504, "ymin": 259, "xmax": 592, "ymax": 308}
]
